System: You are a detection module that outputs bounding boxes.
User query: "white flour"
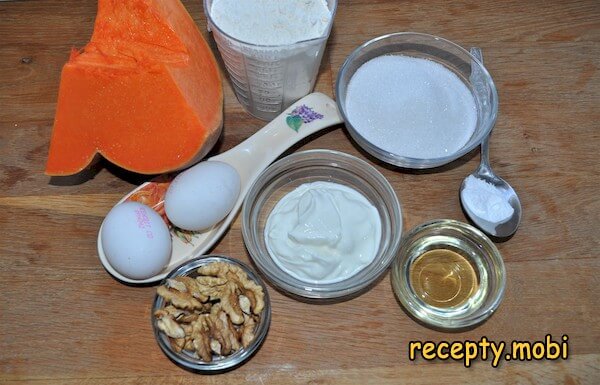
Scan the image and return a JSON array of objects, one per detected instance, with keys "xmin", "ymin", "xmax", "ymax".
[
  {"xmin": 461, "ymin": 175, "xmax": 514, "ymax": 224},
  {"xmin": 345, "ymin": 55, "xmax": 478, "ymax": 159},
  {"xmin": 210, "ymin": 0, "xmax": 332, "ymax": 45}
]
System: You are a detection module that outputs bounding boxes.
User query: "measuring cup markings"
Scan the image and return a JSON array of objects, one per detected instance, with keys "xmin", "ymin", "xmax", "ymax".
[
  {"xmin": 242, "ymin": 49, "xmax": 284, "ymax": 62},
  {"xmin": 227, "ymin": 68, "xmax": 248, "ymax": 89},
  {"xmin": 253, "ymin": 96, "xmax": 282, "ymax": 105},
  {"xmin": 232, "ymin": 80, "xmax": 250, "ymax": 100},
  {"xmin": 247, "ymin": 67, "xmax": 284, "ymax": 76},
  {"xmin": 205, "ymin": 0, "xmax": 337, "ymax": 120},
  {"xmin": 211, "ymin": 38, "xmax": 329, "ymax": 121},
  {"xmin": 248, "ymin": 72, "xmax": 285, "ymax": 82},
  {"xmin": 249, "ymin": 81, "xmax": 284, "ymax": 91},
  {"xmin": 252, "ymin": 88, "xmax": 284, "ymax": 97},
  {"xmin": 232, "ymin": 86, "xmax": 250, "ymax": 101},
  {"xmin": 255, "ymin": 104, "xmax": 281, "ymax": 113},
  {"xmin": 246, "ymin": 58, "xmax": 284, "ymax": 67},
  {"xmin": 248, "ymin": 68, "xmax": 284, "ymax": 79},
  {"xmin": 246, "ymin": 59, "xmax": 283, "ymax": 67},
  {"xmin": 251, "ymin": 88, "xmax": 283, "ymax": 101},
  {"xmin": 216, "ymin": 49, "xmax": 245, "ymax": 68},
  {"xmin": 216, "ymin": 46, "xmax": 286, "ymax": 92},
  {"xmin": 248, "ymin": 73, "xmax": 284, "ymax": 83},
  {"xmin": 226, "ymin": 69, "xmax": 285, "ymax": 106},
  {"xmin": 212, "ymin": 34, "xmax": 240, "ymax": 53},
  {"xmin": 232, "ymin": 84, "xmax": 249, "ymax": 98},
  {"xmin": 214, "ymin": 42, "xmax": 241, "ymax": 59},
  {"xmin": 223, "ymin": 64, "xmax": 249, "ymax": 82}
]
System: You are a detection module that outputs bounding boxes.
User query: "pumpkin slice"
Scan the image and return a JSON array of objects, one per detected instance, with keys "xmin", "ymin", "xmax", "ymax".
[{"xmin": 46, "ymin": 0, "xmax": 223, "ymax": 175}]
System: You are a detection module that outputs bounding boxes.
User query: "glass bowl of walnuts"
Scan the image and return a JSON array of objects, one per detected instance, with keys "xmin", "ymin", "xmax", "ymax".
[{"xmin": 151, "ymin": 255, "xmax": 271, "ymax": 372}]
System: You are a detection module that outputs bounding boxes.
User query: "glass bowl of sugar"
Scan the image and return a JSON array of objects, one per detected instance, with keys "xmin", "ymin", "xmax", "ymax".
[{"xmin": 336, "ymin": 32, "xmax": 498, "ymax": 169}]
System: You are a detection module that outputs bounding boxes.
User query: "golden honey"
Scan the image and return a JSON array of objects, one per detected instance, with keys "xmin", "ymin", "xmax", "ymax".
[{"xmin": 409, "ymin": 249, "xmax": 479, "ymax": 309}]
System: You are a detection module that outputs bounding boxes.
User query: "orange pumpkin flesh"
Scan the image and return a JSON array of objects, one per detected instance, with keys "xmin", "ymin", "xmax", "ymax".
[{"xmin": 46, "ymin": 0, "xmax": 223, "ymax": 176}]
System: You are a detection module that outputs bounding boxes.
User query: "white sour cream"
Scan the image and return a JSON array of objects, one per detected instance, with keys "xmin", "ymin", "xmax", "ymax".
[{"xmin": 264, "ymin": 181, "xmax": 382, "ymax": 284}]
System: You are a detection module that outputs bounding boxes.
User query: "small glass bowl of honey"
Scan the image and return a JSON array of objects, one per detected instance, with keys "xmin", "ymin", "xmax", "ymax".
[{"xmin": 391, "ymin": 219, "xmax": 506, "ymax": 329}]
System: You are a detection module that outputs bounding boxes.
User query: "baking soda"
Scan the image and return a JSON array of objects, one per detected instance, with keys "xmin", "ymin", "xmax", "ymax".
[
  {"xmin": 210, "ymin": 0, "xmax": 332, "ymax": 45},
  {"xmin": 461, "ymin": 175, "xmax": 514, "ymax": 224},
  {"xmin": 345, "ymin": 55, "xmax": 478, "ymax": 159}
]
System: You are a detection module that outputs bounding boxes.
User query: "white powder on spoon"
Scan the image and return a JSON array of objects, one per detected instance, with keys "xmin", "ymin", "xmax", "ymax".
[
  {"xmin": 210, "ymin": 0, "xmax": 332, "ymax": 46},
  {"xmin": 345, "ymin": 55, "xmax": 478, "ymax": 159},
  {"xmin": 461, "ymin": 175, "xmax": 514, "ymax": 224}
]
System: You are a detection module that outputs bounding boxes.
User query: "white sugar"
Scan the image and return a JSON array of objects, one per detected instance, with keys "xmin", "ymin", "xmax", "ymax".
[
  {"xmin": 345, "ymin": 55, "xmax": 478, "ymax": 159},
  {"xmin": 210, "ymin": 0, "xmax": 332, "ymax": 46}
]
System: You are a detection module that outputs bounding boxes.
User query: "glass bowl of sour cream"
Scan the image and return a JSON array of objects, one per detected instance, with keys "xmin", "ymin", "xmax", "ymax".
[
  {"xmin": 336, "ymin": 32, "xmax": 498, "ymax": 169},
  {"xmin": 242, "ymin": 149, "xmax": 403, "ymax": 299}
]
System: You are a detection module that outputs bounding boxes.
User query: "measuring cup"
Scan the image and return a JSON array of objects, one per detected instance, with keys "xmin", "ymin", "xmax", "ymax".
[{"xmin": 204, "ymin": 0, "xmax": 337, "ymax": 121}]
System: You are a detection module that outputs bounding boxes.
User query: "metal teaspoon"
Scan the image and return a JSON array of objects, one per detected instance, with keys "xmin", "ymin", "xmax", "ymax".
[{"xmin": 460, "ymin": 47, "xmax": 522, "ymax": 238}]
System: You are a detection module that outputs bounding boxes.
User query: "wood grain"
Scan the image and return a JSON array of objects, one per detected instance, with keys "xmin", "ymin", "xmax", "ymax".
[{"xmin": 0, "ymin": 0, "xmax": 598, "ymax": 384}]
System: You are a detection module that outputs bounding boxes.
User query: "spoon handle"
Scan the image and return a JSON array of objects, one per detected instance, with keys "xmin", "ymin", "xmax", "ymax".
[
  {"xmin": 210, "ymin": 92, "xmax": 343, "ymax": 187},
  {"xmin": 479, "ymin": 129, "xmax": 491, "ymax": 172},
  {"xmin": 470, "ymin": 47, "xmax": 483, "ymax": 63},
  {"xmin": 470, "ymin": 47, "xmax": 493, "ymax": 176}
]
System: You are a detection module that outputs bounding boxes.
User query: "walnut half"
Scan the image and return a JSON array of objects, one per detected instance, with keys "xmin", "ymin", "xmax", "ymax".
[{"xmin": 154, "ymin": 261, "xmax": 265, "ymax": 362}]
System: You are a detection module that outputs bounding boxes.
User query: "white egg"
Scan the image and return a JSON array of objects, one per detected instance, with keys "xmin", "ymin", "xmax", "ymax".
[
  {"xmin": 164, "ymin": 161, "xmax": 241, "ymax": 231},
  {"xmin": 101, "ymin": 201, "xmax": 171, "ymax": 280}
]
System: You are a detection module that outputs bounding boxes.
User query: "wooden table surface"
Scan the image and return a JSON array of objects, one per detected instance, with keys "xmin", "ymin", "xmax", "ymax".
[{"xmin": 1, "ymin": 0, "xmax": 599, "ymax": 384}]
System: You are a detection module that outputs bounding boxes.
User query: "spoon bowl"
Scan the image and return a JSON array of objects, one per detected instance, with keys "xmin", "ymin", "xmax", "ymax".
[
  {"xmin": 460, "ymin": 166, "xmax": 522, "ymax": 238},
  {"xmin": 98, "ymin": 93, "xmax": 343, "ymax": 284},
  {"xmin": 459, "ymin": 48, "xmax": 522, "ymax": 238}
]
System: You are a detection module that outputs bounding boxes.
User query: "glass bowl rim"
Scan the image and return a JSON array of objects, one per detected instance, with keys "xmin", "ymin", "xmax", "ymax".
[
  {"xmin": 203, "ymin": 0, "xmax": 339, "ymax": 48},
  {"xmin": 241, "ymin": 148, "xmax": 403, "ymax": 299},
  {"xmin": 391, "ymin": 218, "xmax": 506, "ymax": 329},
  {"xmin": 151, "ymin": 255, "xmax": 271, "ymax": 372},
  {"xmin": 335, "ymin": 31, "xmax": 499, "ymax": 169}
]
